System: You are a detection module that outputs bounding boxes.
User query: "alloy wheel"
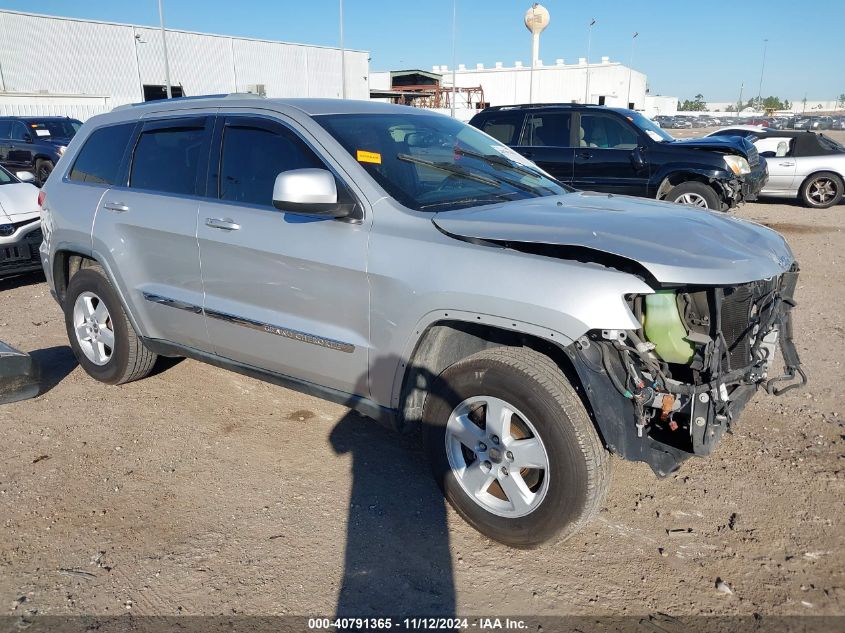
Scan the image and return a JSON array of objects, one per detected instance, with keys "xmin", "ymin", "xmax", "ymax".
[
  {"xmin": 808, "ymin": 177, "xmax": 837, "ymax": 205},
  {"xmin": 445, "ymin": 396, "xmax": 550, "ymax": 518},
  {"xmin": 72, "ymin": 291, "xmax": 115, "ymax": 366},
  {"xmin": 675, "ymin": 192, "xmax": 708, "ymax": 207}
]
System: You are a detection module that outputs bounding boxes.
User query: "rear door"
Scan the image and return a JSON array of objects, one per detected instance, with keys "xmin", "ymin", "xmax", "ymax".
[
  {"xmin": 7, "ymin": 122, "xmax": 34, "ymax": 168},
  {"xmin": 196, "ymin": 113, "xmax": 370, "ymax": 395},
  {"xmin": 0, "ymin": 121, "xmax": 11, "ymax": 165},
  {"xmin": 91, "ymin": 113, "xmax": 214, "ymax": 352},
  {"xmin": 514, "ymin": 111, "xmax": 576, "ymax": 183},
  {"xmin": 572, "ymin": 111, "xmax": 649, "ymax": 196}
]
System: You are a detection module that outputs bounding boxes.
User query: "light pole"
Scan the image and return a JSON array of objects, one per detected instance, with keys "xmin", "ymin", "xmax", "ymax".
[
  {"xmin": 450, "ymin": 0, "xmax": 457, "ymax": 117},
  {"xmin": 626, "ymin": 31, "xmax": 638, "ymax": 108},
  {"xmin": 584, "ymin": 18, "xmax": 595, "ymax": 104},
  {"xmin": 755, "ymin": 38, "xmax": 768, "ymax": 112},
  {"xmin": 339, "ymin": 0, "xmax": 346, "ymax": 99},
  {"xmin": 158, "ymin": 0, "xmax": 172, "ymax": 99}
]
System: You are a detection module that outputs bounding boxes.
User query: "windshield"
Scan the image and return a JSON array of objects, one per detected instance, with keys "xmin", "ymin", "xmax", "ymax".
[
  {"xmin": 627, "ymin": 111, "xmax": 674, "ymax": 143},
  {"xmin": 316, "ymin": 113, "xmax": 568, "ymax": 212},
  {"xmin": 26, "ymin": 118, "xmax": 81, "ymax": 139}
]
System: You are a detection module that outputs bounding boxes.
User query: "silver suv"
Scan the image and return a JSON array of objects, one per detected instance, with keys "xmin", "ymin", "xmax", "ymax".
[{"xmin": 40, "ymin": 96, "xmax": 805, "ymax": 547}]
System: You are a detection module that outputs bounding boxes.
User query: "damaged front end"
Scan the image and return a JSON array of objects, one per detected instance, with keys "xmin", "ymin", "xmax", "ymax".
[{"xmin": 565, "ymin": 265, "xmax": 806, "ymax": 477}]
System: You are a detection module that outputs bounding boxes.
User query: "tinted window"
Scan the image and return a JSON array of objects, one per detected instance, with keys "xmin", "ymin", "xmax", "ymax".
[
  {"xmin": 219, "ymin": 123, "xmax": 323, "ymax": 207},
  {"xmin": 25, "ymin": 118, "xmax": 81, "ymax": 138},
  {"xmin": 130, "ymin": 125, "xmax": 206, "ymax": 195},
  {"xmin": 0, "ymin": 121, "xmax": 10, "ymax": 139},
  {"xmin": 579, "ymin": 113, "xmax": 639, "ymax": 149},
  {"xmin": 10, "ymin": 122, "xmax": 29, "ymax": 141},
  {"xmin": 524, "ymin": 112, "xmax": 573, "ymax": 146},
  {"xmin": 69, "ymin": 123, "xmax": 135, "ymax": 185},
  {"xmin": 476, "ymin": 112, "xmax": 525, "ymax": 145}
]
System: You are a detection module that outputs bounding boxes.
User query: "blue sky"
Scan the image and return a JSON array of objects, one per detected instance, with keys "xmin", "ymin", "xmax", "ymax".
[{"xmin": 1, "ymin": 0, "xmax": 843, "ymax": 101}]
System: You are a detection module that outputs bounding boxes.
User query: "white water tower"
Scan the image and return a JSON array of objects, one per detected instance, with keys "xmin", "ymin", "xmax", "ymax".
[{"xmin": 524, "ymin": 3, "xmax": 550, "ymax": 67}]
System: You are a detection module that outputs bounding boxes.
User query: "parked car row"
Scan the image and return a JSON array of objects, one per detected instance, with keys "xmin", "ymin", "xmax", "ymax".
[
  {"xmin": 470, "ymin": 104, "xmax": 766, "ymax": 210},
  {"xmin": 33, "ymin": 94, "xmax": 804, "ymax": 547},
  {"xmin": 0, "ymin": 116, "xmax": 82, "ymax": 185}
]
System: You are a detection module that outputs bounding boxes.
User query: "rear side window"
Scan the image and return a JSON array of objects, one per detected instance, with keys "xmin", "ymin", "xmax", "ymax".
[
  {"xmin": 218, "ymin": 123, "xmax": 323, "ymax": 207},
  {"xmin": 476, "ymin": 112, "xmax": 525, "ymax": 145},
  {"xmin": 524, "ymin": 112, "xmax": 573, "ymax": 147},
  {"xmin": 69, "ymin": 123, "xmax": 135, "ymax": 185},
  {"xmin": 130, "ymin": 126, "xmax": 206, "ymax": 195},
  {"xmin": 0, "ymin": 121, "xmax": 10, "ymax": 139}
]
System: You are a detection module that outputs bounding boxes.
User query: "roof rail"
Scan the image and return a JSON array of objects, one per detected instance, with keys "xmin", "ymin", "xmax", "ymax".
[
  {"xmin": 482, "ymin": 102, "xmax": 606, "ymax": 112},
  {"xmin": 113, "ymin": 92, "xmax": 264, "ymax": 112}
]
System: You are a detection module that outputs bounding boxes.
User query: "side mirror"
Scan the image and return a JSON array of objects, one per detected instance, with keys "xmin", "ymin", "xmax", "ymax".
[
  {"xmin": 22, "ymin": 134, "xmax": 33, "ymax": 143},
  {"xmin": 272, "ymin": 168, "xmax": 353, "ymax": 218},
  {"xmin": 15, "ymin": 171, "xmax": 36, "ymax": 183}
]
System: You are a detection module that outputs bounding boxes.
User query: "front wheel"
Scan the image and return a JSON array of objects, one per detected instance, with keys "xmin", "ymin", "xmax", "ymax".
[
  {"xmin": 35, "ymin": 159, "xmax": 54, "ymax": 186},
  {"xmin": 800, "ymin": 172, "xmax": 843, "ymax": 208},
  {"xmin": 667, "ymin": 181, "xmax": 722, "ymax": 210},
  {"xmin": 423, "ymin": 347, "xmax": 610, "ymax": 548}
]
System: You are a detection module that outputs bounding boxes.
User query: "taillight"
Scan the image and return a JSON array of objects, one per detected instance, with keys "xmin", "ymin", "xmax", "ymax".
[{"xmin": 37, "ymin": 190, "xmax": 46, "ymax": 207}]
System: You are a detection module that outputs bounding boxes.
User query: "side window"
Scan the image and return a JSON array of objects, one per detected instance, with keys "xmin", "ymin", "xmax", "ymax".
[
  {"xmin": 69, "ymin": 123, "xmax": 135, "ymax": 185},
  {"xmin": 219, "ymin": 123, "xmax": 324, "ymax": 207},
  {"xmin": 130, "ymin": 124, "xmax": 207, "ymax": 195},
  {"xmin": 10, "ymin": 122, "xmax": 30, "ymax": 141},
  {"xmin": 524, "ymin": 112, "xmax": 573, "ymax": 147},
  {"xmin": 579, "ymin": 114, "xmax": 639, "ymax": 149},
  {"xmin": 477, "ymin": 112, "xmax": 525, "ymax": 145},
  {"xmin": 0, "ymin": 121, "xmax": 11, "ymax": 139}
]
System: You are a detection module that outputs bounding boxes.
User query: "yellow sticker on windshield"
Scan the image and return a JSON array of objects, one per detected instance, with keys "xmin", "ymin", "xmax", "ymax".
[{"xmin": 356, "ymin": 150, "xmax": 382, "ymax": 164}]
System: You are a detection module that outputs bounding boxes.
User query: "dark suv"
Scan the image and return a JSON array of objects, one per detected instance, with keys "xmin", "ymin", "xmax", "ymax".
[
  {"xmin": 469, "ymin": 104, "xmax": 768, "ymax": 211},
  {"xmin": 0, "ymin": 116, "xmax": 82, "ymax": 185}
]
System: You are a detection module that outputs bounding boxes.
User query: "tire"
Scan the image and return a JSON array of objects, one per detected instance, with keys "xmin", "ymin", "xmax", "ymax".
[
  {"xmin": 64, "ymin": 262, "xmax": 157, "ymax": 385},
  {"xmin": 422, "ymin": 347, "xmax": 610, "ymax": 548},
  {"xmin": 799, "ymin": 172, "xmax": 843, "ymax": 209},
  {"xmin": 35, "ymin": 159, "xmax": 53, "ymax": 186},
  {"xmin": 668, "ymin": 181, "xmax": 722, "ymax": 210}
]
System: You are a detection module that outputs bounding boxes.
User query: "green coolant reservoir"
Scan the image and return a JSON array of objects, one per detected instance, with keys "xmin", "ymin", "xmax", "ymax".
[{"xmin": 643, "ymin": 291, "xmax": 695, "ymax": 364}]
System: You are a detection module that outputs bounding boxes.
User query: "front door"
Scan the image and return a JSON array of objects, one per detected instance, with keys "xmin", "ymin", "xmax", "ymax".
[
  {"xmin": 7, "ymin": 122, "xmax": 34, "ymax": 169},
  {"xmin": 197, "ymin": 114, "xmax": 370, "ymax": 396},
  {"xmin": 571, "ymin": 112, "xmax": 649, "ymax": 196}
]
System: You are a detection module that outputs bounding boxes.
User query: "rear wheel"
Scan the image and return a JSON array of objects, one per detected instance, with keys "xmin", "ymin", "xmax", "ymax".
[
  {"xmin": 668, "ymin": 181, "xmax": 722, "ymax": 210},
  {"xmin": 799, "ymin": 172, "xmax": 843, "ymax": 208},
  {"xmin": 35, "ymin": 159, "xmax": 53, "ymax": 186},
  {"xmin": 423, "ymin": 347, "xmax": 610, "ymax": 548},
  {"xmin": 64, "ymin": 263, "xmax": 157, "ymax": 385}
]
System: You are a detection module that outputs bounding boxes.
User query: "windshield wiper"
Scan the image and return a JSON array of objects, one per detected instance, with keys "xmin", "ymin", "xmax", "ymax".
[
  {"xmin": 453, "ymin": 147, "xmax": 542, "ymax": 178},
  {"xmin": 397, "ymin": 154, "xmax": 501, "ymax": 188}
]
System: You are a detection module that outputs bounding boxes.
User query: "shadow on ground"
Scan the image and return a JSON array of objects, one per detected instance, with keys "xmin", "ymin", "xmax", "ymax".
[{"xmin": 28, "ymin": 345, "xmax": 77, "ymax": 395}]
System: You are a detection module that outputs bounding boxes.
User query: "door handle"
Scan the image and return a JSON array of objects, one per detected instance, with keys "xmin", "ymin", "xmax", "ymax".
[
  {"xmin": 576, "ymin": 150, "xmax": 593, "ymax": 160},
  {"xmin": 205, "ymin": 217, "xmax": 241, "ymax": 231},
  {"xmin": 778, "ymin": 162, "xmax": 795, "ymax": 167},
  {"xmin": 103, "ymin": 202, "xmax": 130, "ymax": 213}
]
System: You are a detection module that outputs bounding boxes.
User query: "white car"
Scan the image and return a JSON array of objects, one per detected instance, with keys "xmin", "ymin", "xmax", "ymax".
[
  {"xmin": 708, "ymin": 127, "xmax": 845, "ymax": 208},
  {"xmin": 0, "ymin": 165, "xmax": 42, "ymax": 277}
]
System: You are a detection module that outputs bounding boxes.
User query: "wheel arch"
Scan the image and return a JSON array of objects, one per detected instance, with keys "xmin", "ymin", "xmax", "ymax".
[
  {"xmin": 395, "ymin": 318, "xmax": 600, "ymax": 441},
  {"xmin": 655, "ymin": 170, "xmax": 721, "ymax": 200},
  {"xmin": 52, "ymin": 248, "xmax": 146, "ymax": 337},
  {"xmin": 797, "ymin": 169, "xmax": 845, "ymax": 190}
]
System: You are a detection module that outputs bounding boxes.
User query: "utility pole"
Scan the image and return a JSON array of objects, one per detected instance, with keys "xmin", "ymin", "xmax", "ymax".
[
  {"xmin": 755, "ymin": 38, "xmax": 768, "ymax": 112},
  {"xmin": 737, "ymin": 81, "xmax": 744, "ymax": 112},
  {"xmin": 339, "ymin": 0, "xmax": 346, "ymax": 99},
  {"xmin": 450, "ymin": 0, "xmax": 457, "ymax": 117},
  {"xmin": 626, "ymin": 31, "xmax": 638, "ymax": 108},
  {"xmin": 584, "ymin": 18, "xmax": 595, "ymax": 104},
  {"xmin": 158, "ymin": 0, "xmax": 172, "ymax": 99}
]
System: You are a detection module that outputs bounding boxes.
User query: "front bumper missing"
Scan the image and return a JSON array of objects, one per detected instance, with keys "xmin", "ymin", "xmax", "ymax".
[{"xmin": 565, "ymin": 268, "xmax": 805, "ymax": 477}]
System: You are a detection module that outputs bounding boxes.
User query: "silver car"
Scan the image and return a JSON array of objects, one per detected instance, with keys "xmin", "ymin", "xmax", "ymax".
[
  {"xmin": 709, "ymin": 126, "xmax": 845, "ymax": 208},
  {"xmin": 39, "ymin": 96, "xmax": 805, "ymax": 547}
]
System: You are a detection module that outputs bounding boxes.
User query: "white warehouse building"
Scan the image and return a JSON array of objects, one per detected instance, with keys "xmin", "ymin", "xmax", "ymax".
[
  {"xmin": 0, "ymin": 10, "xmax": 369, "ymax": 120},
  {"xmin": 438, "ymin": 58, "xmax": 646, "ymax": 110}
]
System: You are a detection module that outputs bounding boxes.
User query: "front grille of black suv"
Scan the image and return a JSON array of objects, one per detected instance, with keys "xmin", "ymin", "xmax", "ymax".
[{"xmin": 746, "ymin": 145, "xmax": 759, "ymax": 167}]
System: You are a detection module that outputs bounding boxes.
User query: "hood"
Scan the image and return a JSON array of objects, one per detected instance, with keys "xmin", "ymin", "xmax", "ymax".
[
  {"xmin": 432, "ymin": 192, "xmax": 794, "ymax": 286},
  {"xmin": 0, "ymin": 183, "xmax": 40, "ymax": 223},
  {"xmin": 670, "ymin": 135, "xmax": 751, "ymax": 156}
]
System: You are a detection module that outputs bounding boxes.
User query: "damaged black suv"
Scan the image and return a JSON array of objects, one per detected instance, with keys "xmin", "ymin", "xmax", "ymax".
[{"xmin": 469, "ymin": 104, "xmax": 767, "ymax": 211}]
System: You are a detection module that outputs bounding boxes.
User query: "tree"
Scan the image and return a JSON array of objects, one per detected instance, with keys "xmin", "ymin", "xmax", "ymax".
[
  {"xmin": 726, "ymin": 104, "xmax": 736, "ymax": 112},
  {"xmin": 837, "ymin": 93, "xmax": 845, "ymax": 110},
  {"xmin": 679, "ymin": 93, "xmax": 707, "ymax": 111}
]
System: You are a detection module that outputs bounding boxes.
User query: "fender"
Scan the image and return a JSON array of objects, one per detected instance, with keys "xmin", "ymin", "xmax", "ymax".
[{"xmin": 651, "ymin": 165, "xmax": 733, "ymax": 198}]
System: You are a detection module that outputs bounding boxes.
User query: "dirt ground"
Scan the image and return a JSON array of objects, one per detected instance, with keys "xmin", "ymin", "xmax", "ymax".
[{"xmin": 1, "ymin": 148, "xmax": 843, "ymax": 622}]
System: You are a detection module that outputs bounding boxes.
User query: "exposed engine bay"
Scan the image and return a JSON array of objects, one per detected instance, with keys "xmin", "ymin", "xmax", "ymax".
[{"xmin": 566, "ymin": 265, "xmax": 806, "ymax": 476}]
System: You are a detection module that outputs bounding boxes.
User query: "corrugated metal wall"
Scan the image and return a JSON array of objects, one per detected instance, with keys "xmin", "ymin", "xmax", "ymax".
[{"xmin": 0, "ymin": 10, "xmax": 369, "ymax": 112}]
